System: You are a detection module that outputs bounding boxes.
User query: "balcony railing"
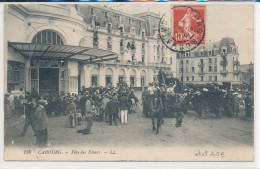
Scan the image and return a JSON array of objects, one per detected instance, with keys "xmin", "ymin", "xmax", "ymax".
[
  {"xmin": 220, "ymin": 70, "xmax": 228, "ymax": 74},
  {"xmin": 198, "ymin": 62, "xmax": 205, "ymax": 67}
]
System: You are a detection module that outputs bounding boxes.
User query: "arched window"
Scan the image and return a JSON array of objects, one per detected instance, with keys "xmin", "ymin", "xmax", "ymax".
[
  {"xmin": 32, "ymin": 30, "xmax": 64, "ymax": 45},
  {"xmin": 105, "ymin": 68, "xmax": 113, "ymax": 86}
]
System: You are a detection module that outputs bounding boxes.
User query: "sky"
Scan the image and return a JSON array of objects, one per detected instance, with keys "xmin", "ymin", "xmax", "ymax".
[{"xmin": 108, "ymin": 3, "xmax": 254, "ymax": 65}]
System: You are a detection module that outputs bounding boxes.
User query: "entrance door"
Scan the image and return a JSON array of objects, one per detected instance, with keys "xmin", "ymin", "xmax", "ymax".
[{"xmin": 39, "ymin": 68, "xmax": 59, "ymax": 95}]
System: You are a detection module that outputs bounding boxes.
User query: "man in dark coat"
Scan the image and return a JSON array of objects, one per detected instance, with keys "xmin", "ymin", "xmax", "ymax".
[
  {"xmin": 119, "ymin": 92, "xmax": 129, "ymax": 124},
  {"xmin": 32, "ymin": 100, "xmax": 48, "ymax": 147},
  {"xmin": 106, "ymin": 94, "xmax": 119, "ymax": 126},
  {"xmin": 20, "ymin": 97, "xmax": 37, "ymax": 137},
  {"xmin": 245, "ymin": 93, "xmax": 252, "ymax": 117}
]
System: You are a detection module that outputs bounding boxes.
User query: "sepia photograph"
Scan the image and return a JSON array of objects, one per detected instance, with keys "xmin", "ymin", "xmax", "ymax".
[{"xmin": 3, "ymin": 3, "xmax": 254, "ymax": 161}]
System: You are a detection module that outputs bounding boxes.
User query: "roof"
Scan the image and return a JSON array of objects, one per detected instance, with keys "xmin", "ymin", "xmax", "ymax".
[
  {"xmin": 240, "ymin": 64, "xmax": 254, "ymax": 72},
  {"xmin": 8, "ymin": 42, "xmax": 118, "ymax": 64}
]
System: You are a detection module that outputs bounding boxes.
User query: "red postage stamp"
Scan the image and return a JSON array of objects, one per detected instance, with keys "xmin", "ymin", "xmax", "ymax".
[{"xmin": 172, "ymin": 5, "xmax": 206, "ymax": 47}]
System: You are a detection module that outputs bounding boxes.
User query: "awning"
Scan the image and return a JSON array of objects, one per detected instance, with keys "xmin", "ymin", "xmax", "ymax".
[{"xmin": 8, "ymin": 42, "xmax": 118, "ymax": 64}]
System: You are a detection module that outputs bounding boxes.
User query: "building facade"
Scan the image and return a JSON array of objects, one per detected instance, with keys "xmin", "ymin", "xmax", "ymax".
[
  {"xmin": 5, "ymin": 4, "xmax": 175, "ymax": 97},
  {"xmin": 176, "ymin": 38, "xmax": 241, "ymax": 84}
]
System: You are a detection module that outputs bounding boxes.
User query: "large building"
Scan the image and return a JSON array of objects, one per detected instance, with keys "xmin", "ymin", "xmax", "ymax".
[
  {"xmin": 176, "ymin": 37, "xmax": 241, "ymax": 84},
  {"xmin": 4, "ymin": 4, "xmax": 175, "ymax": 97}
]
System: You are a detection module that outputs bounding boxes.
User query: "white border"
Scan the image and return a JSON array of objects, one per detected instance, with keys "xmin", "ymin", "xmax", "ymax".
[{"xmin": 0, "ymin": 2, "xmax": 259, "ymax": 169}]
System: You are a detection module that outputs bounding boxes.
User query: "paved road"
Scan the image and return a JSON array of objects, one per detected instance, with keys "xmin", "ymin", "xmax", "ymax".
[{"xmin": 5, "ymin": 103, "xmax": 253, "ymax": 148}]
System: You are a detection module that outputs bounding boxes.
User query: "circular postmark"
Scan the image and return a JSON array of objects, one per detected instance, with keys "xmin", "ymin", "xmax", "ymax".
[{"xmin": 159, "ymin": 6, "xmax": 205, "ymax": 53}]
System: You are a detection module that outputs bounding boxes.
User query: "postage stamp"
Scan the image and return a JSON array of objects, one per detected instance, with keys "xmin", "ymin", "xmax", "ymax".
[{"xmin": 159, "ymin": 5, "xmax": 205, "ymax": 52}]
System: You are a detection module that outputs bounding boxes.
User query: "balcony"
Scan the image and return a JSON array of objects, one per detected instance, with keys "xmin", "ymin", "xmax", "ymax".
[
  {"xmin": 198, "ymin": 70, "xmax": 205, "ymax": 75},
  {"xmin": 198, "ymin": 62, "xmax": 205, "ymax": 67},
  {"xmin": 220, "ymin": 70, "xmax": 228, "ymax": 75}
]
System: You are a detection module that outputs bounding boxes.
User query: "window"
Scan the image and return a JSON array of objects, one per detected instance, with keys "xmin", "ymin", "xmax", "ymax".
[
  {"xmin": 32, "ymin": 30, "xmax": 64, "ymax": 45},
  {"xmin": 119, "ymin": 26, "xmax": 124, "ymax": 33},
  {"xmin": 200, "ymin": 51, "xmax": 204, "ymax": 56},
  {"xmin": 104, "ymin": 12, "xmax": 108, "ymax": 18},
  {"xmin": 142, "ymin": 43, "xmax": 145, "ymax": 54},
  {"xmin": 186, "ymin": 67, "xmax": 188, "ymax": 73},
  {"xmin": 142, "ymin": 31, "xmax": 145, "ymax": 38},
  {"xmin": 212, "ymin": 50, "xmax": 215, "ymax": 55},
  {"xmin": 186, "ymin": 76, "xmax": 189, "ymax": 81},
  {"xmin": 118, "ymin": 16, "xmax": 121, "ymax": 22},
  {"xmin": 191, "ymin": 67, "xmax": 195, "ymax": 72},
  {"xmin": 141, "ymin": 76, "xmax": 145, "ymax": 86},
  {"xmin": 90, "ymin": 8, "xmax": 94, "ymax": 15},
  {"xmin": 180, "ymin": 60, "xmax": 183, "ymax": 65},
  {"xmin": 186, "ymin": 60, "xmax": 189, "ymax": 64},
  {"xmin": 180, "ymin": 68, "xmax": 184, "ymax": 73},
  {"xmin": 93, "ymin": 31, "xmax": 98, "ymax": 48},
  {"xmin": 209, "ymin": 66, "xmax": 212, "ymax": 72},
  {"xmin": 7, "ymin": 61, "xmax": 25, "ymax": 92},
  {"xmin": 107, "ymin": 37, "xmax": 112, "ymax": 50},
  {"xmin": 91, "ymin": 75, "xmax": 98, "ymax": 86},
  {"xmin": 209, "ymin": 51, "xmax": 212, "ymax": 55},
  {"xmin": 107, "ymin": 23, "xmax": 112, "ymax": 33},
  {"xmin": 132, "ymin": 54, "xmax": 135, "ymax": 62},
  {"xmin": 120, "ymin": 39, "xmax": 124, "ymax": 52},
  {"xmin": 209, "ymin": 58, "xmax": 212, "ymax": 64},
  {"xmin": 142, "ymin": 55, "xmax": 145, "ymax": 63},
  {"xmin": 186, "ymin": 52, "xmax": 189, "ymax": 57},
  {"xmin": 161, "ymin": 57, "xmax": 164, "ymax": 63},
  {"xmin": 209, "ymin": 76, "xmax": 212, "ymax": 81},
  {"xmin": 129, "ymin": 18, "xmax": 132, "ymax": 24},
  {"xmin": 214, "ymin": 66, "xmax": 217, "ymax": 72},
  {"xmin": 201, "ymin": 76, "xmax": 204, "ymax": 81},
  {"xmin": 192, "ymin": 76, "xmax": 194, "ymax": 81},
  {"xmin": 215, "ymin": 75, "xmax": 217, "ymax": 81},
  {"xmin": 170, "ymin": 57, "xmax": 173, "ymax": 64},
  {"xmin": 105, "ymin": 76, "xmax": 112, "ymax": 86},
  {"xmin": 130, "ymin": 76, "xmax": 135, "ymax": 86},
  {"xmin": 215, "ymin": 58, "xmax": 217, "ymax": 64}
]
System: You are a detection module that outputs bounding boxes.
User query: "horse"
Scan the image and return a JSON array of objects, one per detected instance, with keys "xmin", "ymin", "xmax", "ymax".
[{"xmin": 149, "ymin": 94, "xmax": 163, "ymax": 134}]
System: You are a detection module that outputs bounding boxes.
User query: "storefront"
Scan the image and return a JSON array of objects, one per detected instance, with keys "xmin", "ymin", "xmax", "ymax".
[{"xmin": 8, "ymin": 40, "xmax": 118, "ymax": 96}]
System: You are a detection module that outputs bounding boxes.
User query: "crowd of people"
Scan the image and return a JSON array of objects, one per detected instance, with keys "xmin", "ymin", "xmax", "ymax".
[
  {"xmin": 4, "ymin": 80, "xmax": 253, "ymax": 147},
  {"xmin": 4, "ymin": 84, "xmax": 139, "ymax": 147}
]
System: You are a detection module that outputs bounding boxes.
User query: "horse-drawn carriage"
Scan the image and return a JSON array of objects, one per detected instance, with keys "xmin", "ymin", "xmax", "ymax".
[
  {"xmin": 190, "ymin": 90, "xmax": 225, "ymax": 118},
  {"xmin": 142, "ymin": 91, "xmax": 187, "ymax": 118}
]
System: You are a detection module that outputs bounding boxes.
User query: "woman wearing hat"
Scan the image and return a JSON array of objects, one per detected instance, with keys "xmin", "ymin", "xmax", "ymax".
[{"xmin": 66, "ymin": 97, "xmax": 76, "ymax": 128}]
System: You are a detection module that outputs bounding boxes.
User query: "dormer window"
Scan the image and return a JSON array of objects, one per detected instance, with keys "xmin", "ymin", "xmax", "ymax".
[{"xmin": 90, "ymin": 8, "xmax": 94, "ymax": 15}]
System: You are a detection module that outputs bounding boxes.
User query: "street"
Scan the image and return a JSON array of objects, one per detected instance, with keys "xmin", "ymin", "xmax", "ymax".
[{"xmin": 4, "ymin": 102, "xmax": 253, "ymax": 148}]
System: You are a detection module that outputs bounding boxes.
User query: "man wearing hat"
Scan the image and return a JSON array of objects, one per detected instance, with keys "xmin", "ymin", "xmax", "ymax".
[
  {"xmin": 84, "ymin": 97, "xmax": 95, "ymax": 134},
  {"xmin": 32, "ymin": 98, "xmax": 48, "ymax": 147},
  {"xmin": 106, "ymin": 93, "xmax": 119, "ymax": 126},
  {"xmin": 20, "ymin": 96, "xmax": 37, "ymax": 137},
  {"xmin": 66, "ymin": 96, "xmax": 77, "ymax": 128},
  {"xmin": 119, "ymin": 91, "xmax": 128, "ymax": 125}
]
